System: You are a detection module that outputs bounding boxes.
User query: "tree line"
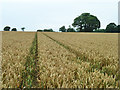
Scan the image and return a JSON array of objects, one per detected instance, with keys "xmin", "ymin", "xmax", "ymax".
[
  {"xmin": 59, "ymin": 13, "xmax": 119, "ymax": 33},
  {"xmin": 3, "ymin": 26, "xmax": 25, "ymax": 31},
  {"xmin": 37, "ymin": 29, "xmax": 54, "ymax": 32},
  {"xmin": 3, "ymin": 13, "xmax": 119, "ymax": 33}
]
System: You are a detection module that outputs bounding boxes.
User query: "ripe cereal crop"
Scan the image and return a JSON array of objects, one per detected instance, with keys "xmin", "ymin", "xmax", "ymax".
[
  {"xmin": 1, "ymin": 32, "xmax": 119, "ymax": 88},
  {"xmin": 2, "ymin": 31, "xmax": 35, "ymax": 88},
  {"xmin": 44, "ymin": 32, "xmax": 119, "ymax": 76},
  {"xmin": 37, "ymin": 32, "xmax": 119, "ymax": 88}
]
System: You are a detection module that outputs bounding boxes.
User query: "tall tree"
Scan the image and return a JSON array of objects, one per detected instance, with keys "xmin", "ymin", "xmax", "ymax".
[
  {"xmin": 59, "ymin": 26, "xmax": 66, "ymax": 32},
  {"xmin": 72, "ymin": 13, "xmax": 100, "ymax": 32},
  {"xmin": 3, "ymin": 26, "xmax": 11, "ymax": 31}
]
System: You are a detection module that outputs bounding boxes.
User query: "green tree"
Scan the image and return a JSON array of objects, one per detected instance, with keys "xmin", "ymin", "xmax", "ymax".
[
  {"xmin": 67, "ymin": 25, "xmax": 76, "ymax": 32},
  {"xmin": 21, "ymin": 27, "xmax": 25, "ymax": 31},
  {"xmin": 106, "ymin": 23, "xmax": 117, "ymax": 32},
  {"xmin": 59, "ymin": 26, "xmax": 66, "ymax": 32},
  {"xmin": 11, "ymin": 28, "xmax": 17, "ymax": 31},
  {"xmin": 49, "ymin": 29, "xmax": 53, "ymax": 32},
  {"xmin": 44, "ymin": 29, "xmax": 53, "ymax": 32},
  {"xmin": 72, "ymin": 13, "xmax": 100, "ymax": 32},
  {"xmin": 3, "ymin": 26, "xmax": 11, "ymax": 31}
]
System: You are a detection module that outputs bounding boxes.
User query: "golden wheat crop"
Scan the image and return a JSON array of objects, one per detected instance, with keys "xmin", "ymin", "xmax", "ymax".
[
  {"xmin": 2, "ymin": 31, "xmax": 35, "ymax": 88},
  {"xmin": 37, "ymin": 32, "xmax": 119, "ymax": 88},
  {"xmin": 44, "ymin": 32, "xmax": 118, "ymax": 76},
  {"xmin": 1, "ymin": 31, "xmax": 119, "ymax": 88}
]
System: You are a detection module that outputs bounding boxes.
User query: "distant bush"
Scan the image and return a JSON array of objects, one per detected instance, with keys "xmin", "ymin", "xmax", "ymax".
[
  {"xmin": 11, "ymin": 28, "xmax": 17, "ymax": 31},
  {"xmin": 4, "ymin": 26, "xmax": 11, "ymax": 31},
  {"xmin": 21, "ymin": 27, "xmax": 25, "ymax": 32},
  {"xmin": 67, "ymin": 28, "xmax": 75, "ymax": 32},
  {"xmin": 59, "ymin": 26, "xmax": 66, "ymax": 32},
  {"xmin": 106, "ymin": 23, "xmax": 118, "ymax": 33},
  {"xmin": 94, "ymin": 29, "xmax": 106, "ymax": 32},
  {"xmin": 37, "ymin": 30, "xmax": 43, "ymax": 32},
  {"xmin": 44, "ymin": 29, "xmax": 53, "ymax": 32}
]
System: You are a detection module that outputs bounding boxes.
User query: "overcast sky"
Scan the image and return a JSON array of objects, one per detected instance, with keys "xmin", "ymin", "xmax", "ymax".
[{"xmin": 0, "ymin": 0, "xmax": 119, "ymax": 31}]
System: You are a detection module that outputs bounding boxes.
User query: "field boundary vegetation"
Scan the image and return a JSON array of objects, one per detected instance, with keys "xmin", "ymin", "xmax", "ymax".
[
  {"xmin": 42, "ymin": 33, "xmax": 119, "ymax": 80},
  {"xmin": 19, "ymin": 33, "xmax": 39, "ymax": 88}
]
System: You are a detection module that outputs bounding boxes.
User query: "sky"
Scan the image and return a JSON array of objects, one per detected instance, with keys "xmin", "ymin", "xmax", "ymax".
[{"xmin": 0, "ymin": 0, "xmax": 119, "ymax": 31}]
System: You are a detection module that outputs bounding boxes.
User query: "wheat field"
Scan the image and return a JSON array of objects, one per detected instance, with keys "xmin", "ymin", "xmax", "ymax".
[
  {"xmin": 44, "ymin": 32, "xmax": 119, "ymax": 76},
  {"xmin": 1, "ymin": 32, "xmax": 120, "ymax": 88},
  {"xmin": 2, "ymin": 31, "xmax": 35, "ymax": 88},
  {"xmin": 37, "ymin": 32, "xmax": 119, "ymax": 88}
]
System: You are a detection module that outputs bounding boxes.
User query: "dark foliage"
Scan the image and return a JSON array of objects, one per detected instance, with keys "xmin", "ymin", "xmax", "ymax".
[
  {"xmin": 11, "ymin": 28, "xmax": 17, "ymax": 31},
  {"xmin": 59, "ymin": 26, "xmax": 66, "ymax": 32},
  {"xmin": 72, "ymin": 13, "xmax": 100, "ymax": 32},
  {"xmin": 4, "ymin": 26, "xmax": 11, "ymax": 31}
]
